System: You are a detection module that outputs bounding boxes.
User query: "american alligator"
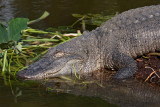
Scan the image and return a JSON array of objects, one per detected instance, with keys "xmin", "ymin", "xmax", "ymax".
[{"xmin": 17, "ymin": 5, "xmax": 160, "ymax": 80}]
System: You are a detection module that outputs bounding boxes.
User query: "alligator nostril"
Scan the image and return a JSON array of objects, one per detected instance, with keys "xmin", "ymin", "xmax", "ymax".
[
  {"xmin": 16, "ymin": 73, "xmax": 26, "ymax": 79},
  {"xmin": 16, "ymin": 70, "xmax": 30, "ymax": 79},
  {"xmin": 16, "ymin": 74, "xmax": 24, "ymax": 79}
]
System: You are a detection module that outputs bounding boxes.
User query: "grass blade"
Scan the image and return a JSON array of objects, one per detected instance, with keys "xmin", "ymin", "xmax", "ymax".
[
  {"xmin": 27, "ymin": 11, "xmax": 50, "ymax": 25},
  {"xmin": 22, "ymin": 39, "xmax": 59, "ymax": 42},
  {"xmin": 2, "ymin": 50, "xmax": 7, "ymax": 74}
]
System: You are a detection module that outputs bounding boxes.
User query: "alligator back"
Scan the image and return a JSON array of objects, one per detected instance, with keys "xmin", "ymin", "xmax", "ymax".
[
  {"xmin": 99, "ymin": 5, "xmax": 160, "ymax": 58},
  {"xmin": 98, "ymin": 5, "xmax": 160, "ymax": 78}
]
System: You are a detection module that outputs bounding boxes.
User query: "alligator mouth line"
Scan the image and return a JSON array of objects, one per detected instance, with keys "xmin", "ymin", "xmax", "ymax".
[
  {"xmin": 42, "ymin": 64, "xmax": 83, "ymax": 79},
  {"xmin": 40, "ymin": 66, "xmax": 66, "ymax": 80},
  {"xmin": 43, "ymin": 70, "xmax": 61, "ymax": 79}
]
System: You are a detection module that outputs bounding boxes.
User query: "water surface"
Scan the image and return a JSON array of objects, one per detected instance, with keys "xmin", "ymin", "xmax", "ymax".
[
  {"xmin": 0, "ymin": 76, "xmax": 117, "ymax": 107},
  {"xmin": 0, "ymin": 0, "xmax": 160, "ymax": 29}
]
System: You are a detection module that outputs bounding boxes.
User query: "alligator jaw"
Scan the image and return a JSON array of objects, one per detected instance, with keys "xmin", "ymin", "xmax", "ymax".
[
  {"xmin": 16, "ymin": 68, "xmax": 62, "ymax": 80},
  {"xmin": 16, "ymin": 58, "xmax": 84, "ymax": 80}
]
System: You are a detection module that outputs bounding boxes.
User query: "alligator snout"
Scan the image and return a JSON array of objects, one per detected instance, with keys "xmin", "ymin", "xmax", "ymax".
[{"xmin": 16, "ymin": 69, "xmax": 34, "ymax": 80}]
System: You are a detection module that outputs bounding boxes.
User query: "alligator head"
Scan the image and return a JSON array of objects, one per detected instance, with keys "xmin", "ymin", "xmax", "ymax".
[
  {"xmin": 16, "ymin": 32, "xmax": 100, "ymax": 80},
  {"xmin": 17, "ymin": 48, "xmax": 85, "ymax": 80}
]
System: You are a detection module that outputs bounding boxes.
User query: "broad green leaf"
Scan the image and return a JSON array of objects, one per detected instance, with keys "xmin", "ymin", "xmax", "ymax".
[
  {"xmin": 0, "ymin": 23, "xmax": 8, "ymax": 44},
  {"xmin": 8, "ymin": 18, "xmax": 29, "ymax": 41}
]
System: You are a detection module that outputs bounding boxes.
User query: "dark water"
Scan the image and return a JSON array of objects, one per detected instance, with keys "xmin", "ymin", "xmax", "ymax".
[
  {"xmin": 1, "ymin": 0, "xmax": 160, "ymax": 107},
  {"xmin": 0, "ymin": 0, "xmax": 160, "ymax": 29},
  {"xmin": 1, "ymin": 75, "xmax": 160, "ymax": 107},
  {"xmin": 0, "ymin": 77, "xmax": 117, "ymax": 107}
]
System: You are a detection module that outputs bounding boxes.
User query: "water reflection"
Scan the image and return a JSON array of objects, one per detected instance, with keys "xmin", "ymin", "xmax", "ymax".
[
  {"xmin": 0, "ymin": 77, "xmax": 117, "ymax": 107},
  {"xmin": 0, "ymin": 74, "xmax": 160, "ymax": 107},
  {"xmin": 43, "ymin": 76, "xmax": 160, "ymax": 107}
]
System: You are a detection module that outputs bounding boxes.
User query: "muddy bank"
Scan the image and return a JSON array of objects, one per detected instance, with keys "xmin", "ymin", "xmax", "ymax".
[
  {"xmin": 91, "ymin": 55, "xmax": 160, "ymax": 86},
  {"xmin": 136, "ymin": 55, "xmax": 160, "ymax": 86}
]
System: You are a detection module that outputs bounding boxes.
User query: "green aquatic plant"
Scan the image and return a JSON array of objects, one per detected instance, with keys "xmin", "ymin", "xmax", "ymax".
[
  {"xmin": 0, "ymin": 18, "xmax": 28, "ymax": 75},
  {"xmin": 0, "ymin": 11, "xmax": 50, "ymax": 77},
  {"xmin": 0, "ymin": 18, "xmax": 29, "ymax": 44}
]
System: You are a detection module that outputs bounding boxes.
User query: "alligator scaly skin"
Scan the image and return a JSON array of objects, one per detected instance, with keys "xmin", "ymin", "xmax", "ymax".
[{"xmin": 17, "ymin": 5, "xmax": 160, "ymax": 79}]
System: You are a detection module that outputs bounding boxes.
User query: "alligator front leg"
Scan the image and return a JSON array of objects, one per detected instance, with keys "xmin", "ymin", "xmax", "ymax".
[{"xmin": 111, "ymin": 52, "xmax": 138, "ymax": 79}]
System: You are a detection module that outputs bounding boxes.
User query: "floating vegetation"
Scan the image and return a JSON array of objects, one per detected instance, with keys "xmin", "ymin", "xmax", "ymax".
[
  {"xmin": 0, "ymin": 27, "xmax": 80, "ymax": 78},
  {"xmin": 72, "ymin": 13, "xmax": 114, "ymax": 26}
]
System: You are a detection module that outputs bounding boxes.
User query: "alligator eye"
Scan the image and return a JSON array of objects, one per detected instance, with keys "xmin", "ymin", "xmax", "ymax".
[{"xmin": 54, "ymin": 52, "xmax": 65, "ymax": 58}]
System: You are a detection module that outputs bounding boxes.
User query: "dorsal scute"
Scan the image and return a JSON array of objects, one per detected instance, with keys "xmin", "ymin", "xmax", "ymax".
[{"xmin": 100, "ymin": 5, "xmax": 160, "ymax": 30}]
